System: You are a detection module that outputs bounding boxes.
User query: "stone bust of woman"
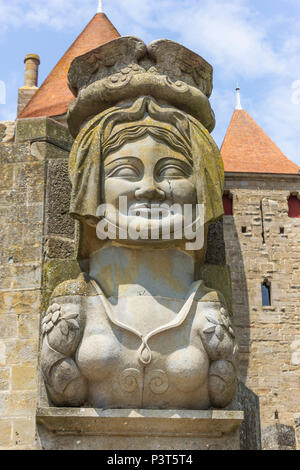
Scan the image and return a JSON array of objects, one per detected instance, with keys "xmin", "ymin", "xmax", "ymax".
[{"xmin": 41, "ymin": 96, "xmax": 238, "ymax": 410}]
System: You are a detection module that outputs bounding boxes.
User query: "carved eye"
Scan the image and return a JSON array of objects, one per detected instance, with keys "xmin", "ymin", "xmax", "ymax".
[
  {"xmin": 159, "ymin": 165, "xmax": 189, "ymax": 179},
  {"xmin": 108, "ymin": 166, "xmax": 140, "ymax": 179}
]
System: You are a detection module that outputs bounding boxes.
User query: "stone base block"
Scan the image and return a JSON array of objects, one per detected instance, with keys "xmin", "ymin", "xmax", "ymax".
[{"xmin": 36, "ymin": 408, "xmax": 244, "ymax": 450}]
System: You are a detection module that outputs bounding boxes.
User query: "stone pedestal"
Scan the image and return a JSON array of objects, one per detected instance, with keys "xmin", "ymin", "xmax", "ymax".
[{"xmin": 36, "ymin": 408, "xmax": 244, "ymax": 450}]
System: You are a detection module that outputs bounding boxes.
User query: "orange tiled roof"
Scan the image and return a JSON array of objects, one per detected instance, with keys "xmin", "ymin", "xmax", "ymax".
[
  {"xmin": 221, "ymin": 109, "xmax": 300, "ymax": 174},
  {"xmin": 19, "ymin": 13, "xmax": 120, "ymax": 119}
]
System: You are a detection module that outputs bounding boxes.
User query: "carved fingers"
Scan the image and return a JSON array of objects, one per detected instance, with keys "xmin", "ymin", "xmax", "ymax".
[
  {"xmin": 42, "ymin": 302, "xmax": 83, "ymax": 356},
  {"xmin": 41, "ymin": 301, "xmax": 87, "ymax": 407},
  {"xmin": 199, "ymin": 305, "xmax": 237, "ymax": 362}
]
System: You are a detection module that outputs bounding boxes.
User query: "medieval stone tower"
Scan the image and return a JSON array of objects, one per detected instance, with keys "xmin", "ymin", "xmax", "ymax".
[{"xmin": 0, "ymin": 9, "xmax": 299, "ymax": 450}]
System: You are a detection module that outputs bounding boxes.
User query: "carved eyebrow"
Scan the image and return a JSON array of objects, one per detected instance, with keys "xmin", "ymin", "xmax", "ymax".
[
  {"xmin": 104, "ymin": 156, "xmax": 141, "ymax": 167},
  {"xmin": 155, "ymin": 158, "xmax": 193, "ymax": 172}
]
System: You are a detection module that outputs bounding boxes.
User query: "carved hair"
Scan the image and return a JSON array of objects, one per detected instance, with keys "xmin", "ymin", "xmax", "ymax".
[{"xmin": 69, "ymin": 96, "xmax": 224, "ymax": 230}]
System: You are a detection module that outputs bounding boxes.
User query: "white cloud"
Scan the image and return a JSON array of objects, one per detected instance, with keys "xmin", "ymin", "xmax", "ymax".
[{"xmin": 0, "ymin": 0, "xmax": 96, "ymax": 33}]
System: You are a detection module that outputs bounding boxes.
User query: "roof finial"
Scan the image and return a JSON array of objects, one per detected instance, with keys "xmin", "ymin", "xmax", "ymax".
[
  {"xmin": 97, "ymin": 0, "xmax": 103, "ymax": 13},
  {"xmin": 235, "ymin": 84, "xmax": 243, "ymax": 110}
]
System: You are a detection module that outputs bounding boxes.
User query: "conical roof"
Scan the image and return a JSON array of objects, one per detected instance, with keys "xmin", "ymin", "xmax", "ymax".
[
  {"xmin": 19, "ymin": 13, "xmax": 120, "ymax": 119},
  {"xmin": 221, "ymin": 109, "xmax": 300, "ymax": 174}
]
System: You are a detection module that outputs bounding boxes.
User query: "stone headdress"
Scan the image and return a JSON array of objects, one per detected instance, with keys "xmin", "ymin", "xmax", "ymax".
[{"xmin": 67, "ymin": 37, "xmax": 224, "ymax": 227}]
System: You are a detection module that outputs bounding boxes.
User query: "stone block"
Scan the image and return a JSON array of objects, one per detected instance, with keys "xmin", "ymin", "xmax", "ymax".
[
  {"xmin": 5, "ymin": 339, "xmax": 38, "ymax": 365},
  {"xmin": 0, "ymin": 419, "xmax": 12, "ymax": 447},
  {"xmin": 15, "ymin": 117, "xmax": 73, "ymax": 150},
  {"xmin": 11, "ymin": 264, "xmax": 41, "ymax": 290},
  {"xmin": 2, "ymin": 391, "xmax": 36, "ymax": 417},
  {"xmin": 295, "ymin": 416, "xmax": 300, "ymax": 450},
  {"xmin": 45, "ymin": 159, "xmax": 75, "ymax": 238},
  {"xmin": 0, "ymin": 164, "xmax": 14, "ymax": 190},
  {"xmin": 13, "ymin": 162, "xmax": 45, "ymax": 203},
  {"xmin": 0, "ymin": 315, "xmax": 18, "ymax": 339},
  {"xmin": 12, "ymin": 366, "xmax": 36, "ymax": 391},
  {"xmin": 0, "ymin": 143, "xmax": 30, "ymax": 164},
  {"xmin": 205, "ymin": 220, "xmax": 226, "ymax": 265},
  {"xmin": 0, "ymin": 341, "xmax": 6, "ymax": 366},
  {"xmin": 0, "ymin": 368, "xmax": 10, "ymax": 391},
  {"xmin": 45, "ymin": 237, "xmax": 75, "ymax": 259},
  {"xmin": 12, "ymin": 418, "xmax": 35, "ymax": 447},
  {"xmin": 0, "ymin": 123, "xmax": 7, "ymax": 142},
  {"xmin": 31, "ymin": 141, "xmax": 69, "ymax": 161},
  {"xmin": 0, "ymin": 290, "xmax": 40, "ymax": 315},
  {"xmin": 18, "ymin": 314, "xmax": 39, "ymax": 339},
  {"xmin": 237, "ymin": 382, "xmax": 261, "ymax": 450},
  {"xmin": 37, "ymin": 408, "xmax": 244, "ymax": 450},
  {"xmin": 262, "ymin": 422, "xmax": 296, "ymax": 450}
]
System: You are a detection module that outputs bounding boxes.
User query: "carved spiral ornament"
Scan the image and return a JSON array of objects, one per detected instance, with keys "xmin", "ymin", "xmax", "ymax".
[
  {"xmin": 149, "ymin": 369, "xmax": 169, "ymax": 394},
  {"xmin": 119, "ymin": 368, "xmax": 140, "ymax": 393}
]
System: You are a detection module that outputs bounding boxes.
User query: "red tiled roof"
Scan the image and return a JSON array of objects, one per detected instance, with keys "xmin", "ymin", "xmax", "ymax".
[
  {"xmin": 19, "ymin": 13, "xmax": 120, "ymax": 119},
  {"xmin": 221, "ymin": 109, "xmax": 300, "ymax": 174}
]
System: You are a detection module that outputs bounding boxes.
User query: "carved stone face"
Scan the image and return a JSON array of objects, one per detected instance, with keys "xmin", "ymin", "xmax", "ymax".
[{"xmin": 103, "ymin": 134, "xmax": 198, "ymax": 243}]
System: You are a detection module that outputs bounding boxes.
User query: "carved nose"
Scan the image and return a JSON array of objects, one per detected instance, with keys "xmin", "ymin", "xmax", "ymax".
[{"xmin": 135, "ymin": 180, "xmax": 166, "ymax": 202}]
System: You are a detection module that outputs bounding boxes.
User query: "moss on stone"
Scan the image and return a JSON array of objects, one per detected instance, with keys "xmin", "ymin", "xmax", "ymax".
[{"xmin": 199, "ymin": 264, "xmax": 233, "ymax": 313}]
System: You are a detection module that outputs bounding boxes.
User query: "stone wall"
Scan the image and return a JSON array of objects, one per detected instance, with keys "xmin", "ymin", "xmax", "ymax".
[
  {"xmin": 224, "ymin": 174, "xmax": 300, "ymax": 448},
  {"xmin": 0, "ymin": 118, "xmax": 73, "ymax": 449}
]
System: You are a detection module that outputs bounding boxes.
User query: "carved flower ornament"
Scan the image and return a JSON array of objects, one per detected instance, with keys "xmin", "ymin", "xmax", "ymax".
[
  {"xmin": 203, "ymin": 307, "xmax": 235, "ymax": 341},
  {"xmin": 42, "ymin": 304, "xmax": 80, "ymax": 337}
]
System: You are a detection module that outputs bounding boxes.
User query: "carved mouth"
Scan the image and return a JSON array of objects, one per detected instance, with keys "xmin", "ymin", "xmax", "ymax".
[{"xmin": 128, "ymin": 204, "xmax": 171, "ymax": 218}]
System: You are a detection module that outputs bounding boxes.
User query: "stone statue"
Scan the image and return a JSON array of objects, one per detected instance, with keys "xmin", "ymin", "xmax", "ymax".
[{"xmin": 41, "ymin": 38, "xmax": 238, "ymax": 410}]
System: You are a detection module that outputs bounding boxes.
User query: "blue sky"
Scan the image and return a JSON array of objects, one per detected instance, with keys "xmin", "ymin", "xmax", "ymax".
[{"xmin": 1, "ymin": 0, "xmax": 300, "ymax": 166}]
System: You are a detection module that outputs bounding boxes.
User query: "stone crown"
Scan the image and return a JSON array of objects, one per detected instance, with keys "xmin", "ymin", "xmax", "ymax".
[{"xmin": 67, "ymin": 37, "xmax": 215, "ymax": 137}]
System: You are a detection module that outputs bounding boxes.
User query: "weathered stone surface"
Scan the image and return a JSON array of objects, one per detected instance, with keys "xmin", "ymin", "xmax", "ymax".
[
  {"xmin": 1, "ymin": 391, "xmax": 37, "ymax": 417},
  {"xmin": 31, "ymin": 141, "xmax": 69, "ymax": 161},
  {"xmin": 206, "ymin": 220, "xmax": 226, "ymax": 265},
  {"xmin": 12, "ymin": 366, "xmax": 36, "ymax": 391},
  {"xmin": 237, "ymin": 382, "xmax": 261, "ymax": 450},
  {"xmin": 0, "ymin": 290, "xmax": 40, "ymax": 315},
  {"xmin": 224, "ymin": 175, "xmax": 300, "ymax": 430},
  {"xmin": 262, "ymin": 422, "xmax": 296, "ymax": 450},
  {"xmin": 40, "ymin": 36, "xmax": 238, "ymax": 414},
  {"xmin": 295, "ymin": 416, "xmax": 300, "ymax": 450},
  {"xmin": 37, "ymin": 408, "xmax": 243, "ymax": 450},
  {"xmin": 45, "ymin": 159, "xmax": 74, "ymax": 238},
  {"xmin": 18, "ymin": 314, "xmax": 40, "ymax": 339},
  {"xmin": 68, "ymin": 37, "xmax": 215, "ymax": 137},
  {"xmin": 0, "ymin": 122, "xmax": 15, "ymax": 143},
  {"xmin": 15, "ymin": 117, "xmax": 73, "ymax": 150},
  {"xmin": 0, "ymin": 368, "xmax": 11, "ymax": 391},
  {"xmin": 199, "ymin": 264, "xmax": 232, "ymax": 312},
  {"xmin": 12, "ymin": 417, "xmax": 35, "ymax": 447},
  {"xmin": 0, "ymin": 123, "xmax": 6, "ymax": 141},
  {"xmin": 5, "ymin": 339, "xmax": 38, "ymax": 365},
  {"xmin": 17, "ymin": 87, "xmax": 38, "ymax": 116},
  {"xmin": 0, "ymin": 142, "xmax": 31, "ymax": 163},
  {"xmin": 44, "ymin": 237, "xmax": 75, "ymax": 259},
  {"xmin": 0, "ymin": 419, "xmax": 12, "ymax": 447},
  {"xmin": 42, "ymin": 259, "xmax": 81, "ymax": 312}
]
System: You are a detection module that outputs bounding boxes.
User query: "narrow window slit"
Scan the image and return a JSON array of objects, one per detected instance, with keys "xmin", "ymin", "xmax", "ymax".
[{"xmin": 262, "ymin": 281, "xmax": 271, "ymax": 307}]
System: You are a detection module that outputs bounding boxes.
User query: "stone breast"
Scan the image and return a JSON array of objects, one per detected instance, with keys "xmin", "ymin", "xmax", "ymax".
[{"xmin": 76, "ymin": 295, "xmax": 210, "ymax": 406}]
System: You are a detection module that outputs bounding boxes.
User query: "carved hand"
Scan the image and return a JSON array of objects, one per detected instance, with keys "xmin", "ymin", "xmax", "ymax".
[
  {"xmin": 41, "ymin": 302, "xmax": 88, "ymax": 406},
  {"xmin": 199, "ymin": 305, "xmax": 238, "ymax": 408}
]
